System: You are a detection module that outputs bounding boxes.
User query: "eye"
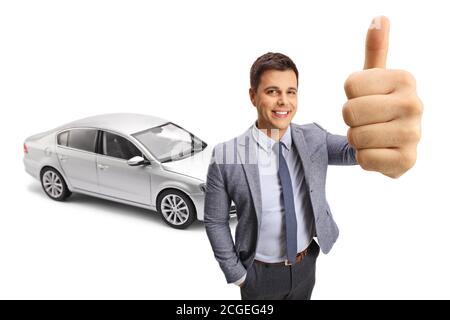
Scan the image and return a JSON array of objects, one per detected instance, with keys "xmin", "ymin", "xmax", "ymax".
[
  {"xmin": 288, "ymin": 90, "xmax": 297, "ymax": 96},
  {"xmin": 267, "ymin": 89, "xmax": 278, "ymax": 96}
]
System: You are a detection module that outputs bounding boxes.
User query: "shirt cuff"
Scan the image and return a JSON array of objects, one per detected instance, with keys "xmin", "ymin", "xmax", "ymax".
[{"xmin": 233, "ymin": 273, "xmax": 247, "ymax": 286}]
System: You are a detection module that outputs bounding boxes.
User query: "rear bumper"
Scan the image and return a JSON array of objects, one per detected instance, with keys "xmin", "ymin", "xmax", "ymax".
[{"xmin": 23, "ymin": 157, "xmax": 39, "ymax": 179}]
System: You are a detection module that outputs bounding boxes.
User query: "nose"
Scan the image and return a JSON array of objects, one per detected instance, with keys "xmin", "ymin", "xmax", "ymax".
[{"xmin": 277, "ymin": 92, "xmax": 288, "ymax": 106}]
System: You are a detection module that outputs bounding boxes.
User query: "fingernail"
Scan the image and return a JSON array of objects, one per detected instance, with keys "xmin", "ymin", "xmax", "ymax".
[{"xmin": 369, "ymin": 16, "xmax": 382, "ymax": 30}]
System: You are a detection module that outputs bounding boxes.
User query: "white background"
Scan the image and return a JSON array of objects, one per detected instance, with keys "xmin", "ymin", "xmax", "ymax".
[{"xmin": 1, "ymin": 0, "xmax": 449, "ymax": 299}]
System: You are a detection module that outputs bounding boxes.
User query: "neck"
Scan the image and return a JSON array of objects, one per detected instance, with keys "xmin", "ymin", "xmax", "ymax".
[{"xmin": 256, "ymin": 120, "xmax": 287, "ymax": 142}]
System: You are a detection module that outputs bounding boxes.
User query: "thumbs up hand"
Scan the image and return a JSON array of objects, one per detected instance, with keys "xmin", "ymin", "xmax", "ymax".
[{"xmin": 342, "ymin": 16, "xmax": 423, "ymax": 178}]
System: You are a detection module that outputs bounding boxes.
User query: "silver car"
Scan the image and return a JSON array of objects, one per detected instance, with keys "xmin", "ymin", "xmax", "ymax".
[{"xmin": 23, "ymin": 113, "xmax": 235, "ymax": 229}]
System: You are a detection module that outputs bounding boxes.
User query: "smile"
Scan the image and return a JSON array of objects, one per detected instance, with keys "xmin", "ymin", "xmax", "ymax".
[{"xmin": 272, "ymin": 110, "xmax": 290, "ymax": 118}]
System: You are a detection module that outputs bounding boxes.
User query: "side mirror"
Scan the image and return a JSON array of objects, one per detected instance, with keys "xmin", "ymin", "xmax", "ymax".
[{"xmin": 127, "ymin": 156, "xmax": 150, "ymax": 166}]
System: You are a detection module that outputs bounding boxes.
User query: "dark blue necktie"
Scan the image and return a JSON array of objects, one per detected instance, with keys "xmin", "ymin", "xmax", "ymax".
[{"xmin": 276, "ymin": 142, "xmax": 297, "ymax": 264}]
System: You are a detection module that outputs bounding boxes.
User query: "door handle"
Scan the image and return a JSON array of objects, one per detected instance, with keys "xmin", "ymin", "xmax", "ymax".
[{"xmin": 98, "ymin": 164, "xmax": 109, "ymax": 170}]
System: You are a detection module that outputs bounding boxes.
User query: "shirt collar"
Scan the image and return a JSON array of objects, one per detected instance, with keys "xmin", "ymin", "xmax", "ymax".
[{"xmin": 251, "ymin": 121, "xmax": 292, "ymax": 153}]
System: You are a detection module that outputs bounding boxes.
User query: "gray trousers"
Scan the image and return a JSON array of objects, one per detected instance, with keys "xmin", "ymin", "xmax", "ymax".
[{"xmin": 240, "ymin": 240, "xmax": 320, "ymax": 300}]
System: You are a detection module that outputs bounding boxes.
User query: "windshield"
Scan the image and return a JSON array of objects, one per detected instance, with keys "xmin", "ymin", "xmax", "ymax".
[{"xmin": 132, "ymin": 122, "xmax": 207, "ymax": 163}]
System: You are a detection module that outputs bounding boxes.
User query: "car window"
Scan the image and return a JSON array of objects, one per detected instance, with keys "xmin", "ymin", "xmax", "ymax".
[
  {"xmin": 67, "ymin": 129, "xmax": 97, "ymax": 152},
  {"xmin": 102, "ymin": 132, "xmax": 142, "ymax": 160},
  {"xmin": 132, "ymin": 123, "xmax": 206, "ymax": 163},
  {"xmin": 57, "ymin": 131, "xmax": 69, "ymax": 146}
]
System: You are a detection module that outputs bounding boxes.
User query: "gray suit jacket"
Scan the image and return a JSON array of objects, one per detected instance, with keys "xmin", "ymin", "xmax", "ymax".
[{"xmin": 204, "ymin": 122, "xmax": 357, "ymax": 283}]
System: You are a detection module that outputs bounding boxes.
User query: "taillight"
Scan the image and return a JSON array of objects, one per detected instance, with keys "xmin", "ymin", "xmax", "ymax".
[{"xmin": 23, "ymin": 143, "xmax": 28, "ymax": 154}]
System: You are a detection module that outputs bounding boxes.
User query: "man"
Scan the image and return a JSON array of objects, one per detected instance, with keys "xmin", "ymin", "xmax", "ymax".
[{"xmin": 204, "ymin": 16, "xmax": 423, "ymax": 300}]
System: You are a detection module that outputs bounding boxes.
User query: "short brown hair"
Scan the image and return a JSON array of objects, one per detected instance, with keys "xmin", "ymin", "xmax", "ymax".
[{"xmin": 250, "ymin": 52, "xmax": 299, "ymax": 90}]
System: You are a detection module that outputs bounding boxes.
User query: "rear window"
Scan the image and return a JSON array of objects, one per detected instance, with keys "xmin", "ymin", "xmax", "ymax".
[{"xmin": 67, "ymin": 129, "xmax": 97, "ymax": 153}]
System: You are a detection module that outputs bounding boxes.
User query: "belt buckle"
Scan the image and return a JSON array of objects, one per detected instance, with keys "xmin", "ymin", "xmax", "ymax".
[{"xmin": 284, "ymin": 259, "xmax": 293, "ymax": 266}]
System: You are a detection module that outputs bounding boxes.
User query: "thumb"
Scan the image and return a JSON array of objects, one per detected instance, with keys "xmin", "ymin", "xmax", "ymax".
[{"xmin": 364, "ymin": 16, "xmax": 390, "ymax": 69}]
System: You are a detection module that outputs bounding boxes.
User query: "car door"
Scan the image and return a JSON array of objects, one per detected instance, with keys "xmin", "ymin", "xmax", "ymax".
[
  {"xmin": 96, "ymin": 131, "xmax": 151, "ymax": 205},
  {"xmin": 56, "ymin": 128, "xmax": 99, "ymax": 192}
]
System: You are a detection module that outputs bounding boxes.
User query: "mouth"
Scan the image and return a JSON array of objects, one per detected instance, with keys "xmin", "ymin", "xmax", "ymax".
[{"xmin": 272, "ymin": 110, "xmax": 291, "ymax": 119}]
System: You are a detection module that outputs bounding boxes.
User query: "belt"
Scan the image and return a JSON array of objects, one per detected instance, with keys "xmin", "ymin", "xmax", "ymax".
[{"xmin": 254, "ymin": 246, "xmax": 309, "ymax": 267}]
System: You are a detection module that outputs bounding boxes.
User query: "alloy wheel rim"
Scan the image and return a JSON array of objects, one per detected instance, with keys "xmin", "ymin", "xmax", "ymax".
[
  {"xmin": 43, "ymin": 171, "xmax": 63, "ymax": 198},
  {"xmin": 161, "ymin": 194, "xmax": 189, "ymax": 225}
]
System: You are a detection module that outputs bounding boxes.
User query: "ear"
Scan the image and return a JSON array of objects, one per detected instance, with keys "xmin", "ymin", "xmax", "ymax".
[{"xmin": 249, "ymin": 87, "xmax": 257, "ymax": 107}]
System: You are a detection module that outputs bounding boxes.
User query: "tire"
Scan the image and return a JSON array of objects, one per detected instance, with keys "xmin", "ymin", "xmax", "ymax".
[
  {"xmin": 40, "ymin": 167, "xmax": 72, "ymax": 201},
  {"xmin": 157, "ymin": 189, "xmax": 196, "ymax": 229}
]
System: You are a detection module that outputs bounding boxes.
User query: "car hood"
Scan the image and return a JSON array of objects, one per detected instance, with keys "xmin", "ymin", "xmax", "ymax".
[{"xmin": 161, "ymin": 146, "xmax": 213, "ymax": 182}]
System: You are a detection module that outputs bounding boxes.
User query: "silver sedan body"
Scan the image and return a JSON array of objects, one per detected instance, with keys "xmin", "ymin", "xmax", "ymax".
[{"xmin": 23, "ymin": 113, "xmax": 233, "ymax": 229}]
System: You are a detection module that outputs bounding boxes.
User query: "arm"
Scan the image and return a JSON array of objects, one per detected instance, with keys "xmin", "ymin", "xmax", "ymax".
[
  {"xmin": 326, "ymin": 131, "xmax": 358, "ymax": 166},
  {"xmin": 312, "ymin": 122, "xmax": 358, "ymax": 166},
  {"xmin": 204, "ymin": 146, "xmax": 247, "ymax": 284}
]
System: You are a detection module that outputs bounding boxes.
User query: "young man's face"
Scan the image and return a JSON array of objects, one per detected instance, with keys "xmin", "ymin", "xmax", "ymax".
[{"xmin": 249, "ymin": 69, "xmax": 298, "ymax": 139}]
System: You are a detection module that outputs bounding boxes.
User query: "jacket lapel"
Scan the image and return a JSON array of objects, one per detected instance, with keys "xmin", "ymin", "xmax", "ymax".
[
  {"xmin": 291, "ymin": 124, "xmax": 313, "ymax": 183},
  {"xmin": 236, "ymin": 128, "xmax": 262, "ymax": 227}
]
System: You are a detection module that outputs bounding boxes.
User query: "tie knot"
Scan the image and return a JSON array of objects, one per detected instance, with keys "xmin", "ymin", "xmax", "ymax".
[
  {"xmin": 273, "ymin": 141, "xmax": 285, "ymax": 151},
  {"xmin": 273, "ymin": 141, "xmax": 286, "ymax": 161}
]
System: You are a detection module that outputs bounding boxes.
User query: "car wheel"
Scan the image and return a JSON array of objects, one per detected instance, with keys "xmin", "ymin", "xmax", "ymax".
[
  {"xmin": 40, "ymin": 167, "xmax": 72, "ymax": 201},
  {"xmin": 157, "ymin": 190, "xmax": 196, "ymax": 229}
]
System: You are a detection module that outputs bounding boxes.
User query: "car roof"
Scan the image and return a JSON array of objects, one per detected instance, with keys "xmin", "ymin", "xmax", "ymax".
[{"xmin": 61, "ymin": 113, "xmax": 169, "ymax": 135}]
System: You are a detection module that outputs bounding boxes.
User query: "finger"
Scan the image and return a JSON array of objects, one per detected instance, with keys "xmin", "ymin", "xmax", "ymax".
[
  {"xmin": 344, "ymin": 68, "xmax": 402, "ymax": 99},
  {"xmin": 364, "ymin": 16, "xmax": 390, "ymax": 69},
  {"xmin": 347, "ymin": 121, "xmax": 420, "ymax": 149},
  {"xmin": 343, "ymin": 94, "xmax": 402, "ymax": 127},
  {"xmin": 356, "ymin": 148, "xmax": 404, "ymax": 178}
]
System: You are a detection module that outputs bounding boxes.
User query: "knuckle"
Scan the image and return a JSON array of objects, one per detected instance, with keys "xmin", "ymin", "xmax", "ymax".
[
  {"xmin": 396, "ymin": 70, "xmax": 416, "ymax": 88},
  {"xmin": 342, "ymin": 102, "xmax": 355, "ymax": 126},
  {"xmin": 408, "ymin": 96, "xmax": 424, "ymax": 117},
  {"xmin": 387, "ymin": 172, "xmax": 403, "ymax": 179},
  {"xmin": 347, "ymin": 128, "xmax": 357, "ymax": 147},
  {"xmin": 409, "ymin": 125, "xmax": 422, "ymax": 143},
  {"xmin": 400, "ymin": 149, "xmax": 417, "ymax": 172},
  {"xmin": 394, "ymin": 124, "xmax": 421, "ymax": 146},
  {"xmin": 356, "ymin": 150, "xmax": 372, "ymax": 171},
  {"xmin": 417, "ymin": 97, "xmax": 424, "ymax": 115},
  {"xmin": 384, "ymin": 170, "xmax": 404, "ymax": 179},
  {"xmin": 398, "ymin": 94, "xmax": 423, "ymax": 118},
  {"xmin": 385, "ymin": 149, "xmax": 416, "ymax": 179},
  {"xmin": 344, "ymin": 73, "xmax": 359, "ymax": 98}
]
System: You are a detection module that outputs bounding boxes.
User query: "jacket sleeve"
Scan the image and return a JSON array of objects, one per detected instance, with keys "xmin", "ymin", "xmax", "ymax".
[
  {"xmin": 204, "ymin": 145, "xmax": 246, "ymax": 284},
  {"xmin": 314, "ymin": 123, "xmax": 358, "ymax": 166}
]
